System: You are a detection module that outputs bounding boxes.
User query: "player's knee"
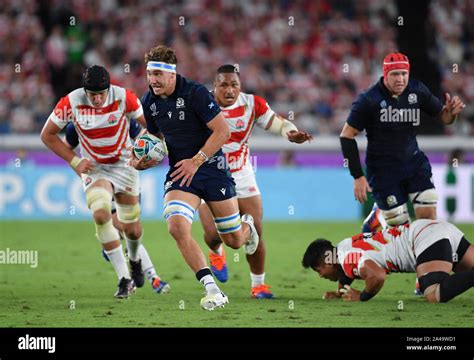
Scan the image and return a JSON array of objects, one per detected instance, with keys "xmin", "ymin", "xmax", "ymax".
[
  {"xmin": 418, "ymin": 271, "xmax": 449, "ymax": 303},
  {"xmin": 123, "ymin": 223, "xmax": 142, "ymax": 240},
  {"xmin": 411, "ymin": 189, "xmax": 437, "ymax": 210},
  {"xmin": 93, "ymin": 209, "xmax": 111, "ymax": 225},
  {"xmin": 381, "ymin": 204, "xmax": 409, "ymax": 226},
  {"xmin": 220, "ymin": 232, "xmax": 242, "ymax": 249},
  {"xmin": 204, "ymin": 232, "xmax": 221, "ymax": 248},
  {"xmin": 167, "ymin": 220, "xmax": 189, "ymax": 241}
]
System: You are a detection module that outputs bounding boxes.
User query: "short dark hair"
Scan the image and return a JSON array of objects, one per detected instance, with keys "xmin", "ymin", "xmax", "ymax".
[
  {"xmin": 145, "ymin": 45, "xmax": 178, "ymax": 65},
  {"xmin": 82, "ymin": 65, "xmax": 110, "ymax": 92},
  {"xmin": 302, "ymin": 238, "xmax": 335, "ymax": 269},
  {"xmin": 216, "ymin": 64, "xmax": 240, "ymax": 77}
]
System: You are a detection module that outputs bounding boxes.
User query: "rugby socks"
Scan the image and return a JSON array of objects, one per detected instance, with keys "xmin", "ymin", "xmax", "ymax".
[
  {"xmin": 251, "ymin": 272, "xmax": 265, "ymax": 288},
  {"xmin": 211, "ymin": 244, "xmax": 223, "ymax": 256},
  {"xmin": 138, "ymin": 245, "xmax": 158, "ymax": 281},
  {"xmin": 439, "ymin": 271, "xmax": 474, "ymax": 303},
  {"xmin": 105, "ymin": 245, "xmax": 131, "ymax": 280},
  {"xmin": 125, "ymin": 233, "xmax": 142, "ymax": 262},
  {"xmin": 196, "ymin": 268, "xmax": 220, "ymax": 294}
]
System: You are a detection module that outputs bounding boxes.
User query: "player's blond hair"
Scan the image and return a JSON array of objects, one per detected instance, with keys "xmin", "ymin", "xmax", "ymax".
[{"xmin": 144, "ymin": 45, "xmax": 178, "ymax": 65}]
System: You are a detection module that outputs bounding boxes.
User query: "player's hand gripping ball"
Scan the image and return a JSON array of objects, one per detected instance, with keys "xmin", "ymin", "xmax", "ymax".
[{"xmin": 133, "ymin": 134, "xmax": 167, "ymax": 163}]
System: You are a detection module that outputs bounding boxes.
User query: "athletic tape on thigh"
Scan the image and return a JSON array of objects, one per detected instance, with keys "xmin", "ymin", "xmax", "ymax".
[
  {"xmin": 86, "ymin": 187, "xmax": 112, "ymax": 213},
  {"xmin": 214, "ymin": 212, "xmax": 241, "ymax": 234},
  {"xmin": 163, "ymin": 200, "xmax": 195, "ymax": 224},
  {"xmin": 116, "ymin": 203, "xmax": 141, "ymax": 224},
  {"xmin": 410, "ymin": 189, "xmax": 438, "ymax": 208}
]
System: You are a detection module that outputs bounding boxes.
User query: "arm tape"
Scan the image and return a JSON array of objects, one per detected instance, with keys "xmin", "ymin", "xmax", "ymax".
[
  {"xmin": 340, "ymin": 137, "xmax": 363, "ymax": 179},
  {"xmin": 267, "ymin": 116, "xmax": 298, "ymax": 138}
]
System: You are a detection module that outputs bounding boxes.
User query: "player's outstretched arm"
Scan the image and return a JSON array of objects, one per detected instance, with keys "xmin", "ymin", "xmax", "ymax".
[
  {"xmin": 265, "ymin": 114, "xmax": 313, "ymax": 143},
  {"xmin": 40, "ymin": 120, "xmax": 93, "ymax": 174},
  {"xmin": 440, "ymin": 93, "xmax": 466, "ymax": 125},
  {"xmin": 340, "ymin": 260, "xmax": 386, "ymax": 302}
]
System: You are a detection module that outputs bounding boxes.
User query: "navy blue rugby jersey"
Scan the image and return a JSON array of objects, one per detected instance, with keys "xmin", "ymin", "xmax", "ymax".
[{"xmin": 346, "ymin": 77, "xmax": 443, "ymax": 168}]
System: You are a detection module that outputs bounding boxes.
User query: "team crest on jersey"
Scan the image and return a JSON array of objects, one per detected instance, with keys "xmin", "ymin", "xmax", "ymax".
[
  {"xmin": 235, "ymin": 119, "xmax": 245, "ymax": 130},
  {"xmin": 150, "ymin": 103, "xmax": 159, "ymax": 116},
  {"xmin": 164, "ymin": 181, "xmax": 173, "ymax": 191},
  {"xmin": 176, "ymin": 97, "xmax": 185, "ymax": 109},
  {"xmin": 386, "ymin": 195, "xmax": 398, "ymax": 207},
  {"xmin": 380, "ymin": 100, "xmax": 387, "ymax": 108},
  {"xmin": 408, "ymin": 93, "xmax": 417, "ymax": 104},
  {"xmin": 107, "ymin": 114, "xmax": 117, "ymax": 124}
]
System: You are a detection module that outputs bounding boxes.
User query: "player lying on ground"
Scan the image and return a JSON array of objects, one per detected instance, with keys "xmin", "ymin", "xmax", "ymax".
[
  {"xmin": 129, "ymin": 46, "xmax": 259, "ymax": 310},
  {"xmin": 302, "ymin": 219, "xmax": 474, "ymax": 303},
  {"xmin": 198, "ymin": 64, "xmax": 312, "ymax": 298},
  {"xmin": 63, "ymin": 122, "xmax": 170, "ymax": 294},
  {"xmin": 41, "ymin": 65, "xmax": 146, "ymax": 298}
]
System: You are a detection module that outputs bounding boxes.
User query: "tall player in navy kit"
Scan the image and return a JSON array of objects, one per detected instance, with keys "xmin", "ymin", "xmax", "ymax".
[
  {"xmin": 340, "ymin": 52, "xmax": 466, "ymax": 227},
  {"xmin": 130, "ymin": 45, "xmax": 259, "ymax": 310}
]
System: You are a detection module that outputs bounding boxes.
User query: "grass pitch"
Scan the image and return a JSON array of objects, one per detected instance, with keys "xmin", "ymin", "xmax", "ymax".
[{"xmin": 0, "ymin": 221, "xmax": 473, "ymax": 328}]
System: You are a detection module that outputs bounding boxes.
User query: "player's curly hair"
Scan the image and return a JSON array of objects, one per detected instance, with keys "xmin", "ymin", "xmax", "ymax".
[
  {"xmin": 144, "ymin": 45, "xmax": 178, "ymax": 65},
  {"xmin": 302, "ymin": 238, "xmax": 335, "ymax": 269}
]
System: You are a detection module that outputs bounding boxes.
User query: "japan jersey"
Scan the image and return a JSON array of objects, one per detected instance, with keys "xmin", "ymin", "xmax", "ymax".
[
  {"xmin": 48, "ymin": 85, "xmax": 143, "ymax": 165},
  {"xmin": 220, "ymin": 92, "xmax": 275, "ymax": 172},
  {"xmin": 337, "ymin": 224, "xmax": 416, "ymax": 280}
]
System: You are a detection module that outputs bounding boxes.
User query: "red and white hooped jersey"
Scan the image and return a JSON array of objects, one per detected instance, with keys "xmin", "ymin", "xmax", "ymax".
[
  {"xmin": 48, "ymin": 85, "xmax": 143, "ymax": 165},
  {"xmin": 220, "ymin": 92, "xmax": 275, "ymax": 173},
  {"xmin": 336, "ymin": 224, "xmax": 416, "ymax": 279}
]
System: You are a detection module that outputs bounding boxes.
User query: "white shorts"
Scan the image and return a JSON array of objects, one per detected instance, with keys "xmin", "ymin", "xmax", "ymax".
[
  {"xmin": 81, "ymin": 164, "xmax": 140, "ymax": 196},
  {"xmin": 410, "ymin": 219, "xmax": 464, "ymax": 259},
  {"xmin": 231, "ymin": 163, "xmax": 260, "ymax": 199}
]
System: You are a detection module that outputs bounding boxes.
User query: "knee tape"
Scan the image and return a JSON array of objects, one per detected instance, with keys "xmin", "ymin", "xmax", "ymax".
[
  {"xmin": 116, "ymin": 203, "xmax": 141, "ymax": 224},
  {"xmin": 418, "ymin": 271, "xmax": 449, "ymax": 294},
  {"xmin": 95, "ymin": 219, "xmax": 120, "ymax": 244},
  {"xmin": 214, "ymin": 212, "xmax": 241, "ymax": 234},
  {"xmin": 381, "ymin": 204, "xmax": 409, "ymax": 226},
  {"xmin": 86, "ymin": 187, "xmax": 112, "ymax": 213},
  {"xmin": 410, "ymin": 189, "xmax": 438, "ymax": 208},
  {"xmin": 163, "ymin": 200, "xmax": 195, "ymax": 224}
]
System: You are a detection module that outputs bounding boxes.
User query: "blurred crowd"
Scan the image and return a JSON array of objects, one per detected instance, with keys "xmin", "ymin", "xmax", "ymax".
[{"xmin": 1, "ymin": 0, "xmax": 473, "ymax": 135}]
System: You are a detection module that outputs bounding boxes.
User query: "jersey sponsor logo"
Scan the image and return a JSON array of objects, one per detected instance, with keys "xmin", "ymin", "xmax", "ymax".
[
  {"xmin": 386, "ymin": 195, "xmax": 398, "ymax": 207},
  {"xmin": 84, "ymin": 177, "xmax": 92, "ymax": 186},
  {"xmin": 176, "ymin": 97, "xmax": 185, "ymax": 109},
  {"xmin": 150, "ymin": 103, "xmax": 159, "ymax": 117},
  {"xmin": 408, "ymin": 93, "xmax": 417, "ymax": 104},
  {"xmin": 220, "ymin": 188, "xmax": 226, "ymax": 195},
  {"xmin": 379, "ymin": 106, "xmax": 420, "ymax": 126}
]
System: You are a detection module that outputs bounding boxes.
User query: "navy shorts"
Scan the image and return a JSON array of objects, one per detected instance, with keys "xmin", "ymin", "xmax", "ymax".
[
  {"xmin": 164, "ymin": 163, "xmax": 236, "ymax": 202},
  {"xmin": 367, "ymin": 154, "xmax": 435, "ymax": 211}
]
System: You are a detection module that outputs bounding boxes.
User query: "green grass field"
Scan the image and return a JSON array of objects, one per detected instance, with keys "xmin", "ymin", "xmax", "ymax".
[{"xmin": 1, "ymin": 221, "xmax": 473, "ymax": 328}]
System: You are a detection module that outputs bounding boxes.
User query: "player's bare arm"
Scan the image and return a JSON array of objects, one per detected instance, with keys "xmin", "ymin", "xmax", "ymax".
[
  {"xmin": 340, "ymin": 123, "xmax": 372, "ymax": 204},
  {"xmin": 265, "ymin": 114, "xmax": 313, "ymax": 143},
  {"xmin": 170, "ymin": 112, "xmax": 230, "ymax": 187},
  {"xmin": 440, "ymin": 92, "xmax": 466, "ymax": 125},
  {"xmin": 341, "ymin": 259, "xmax": 386, "ymax": 302},
  {"xmin": 40, "ymin": 120, "xmax": 94, "ymax": 174}
]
